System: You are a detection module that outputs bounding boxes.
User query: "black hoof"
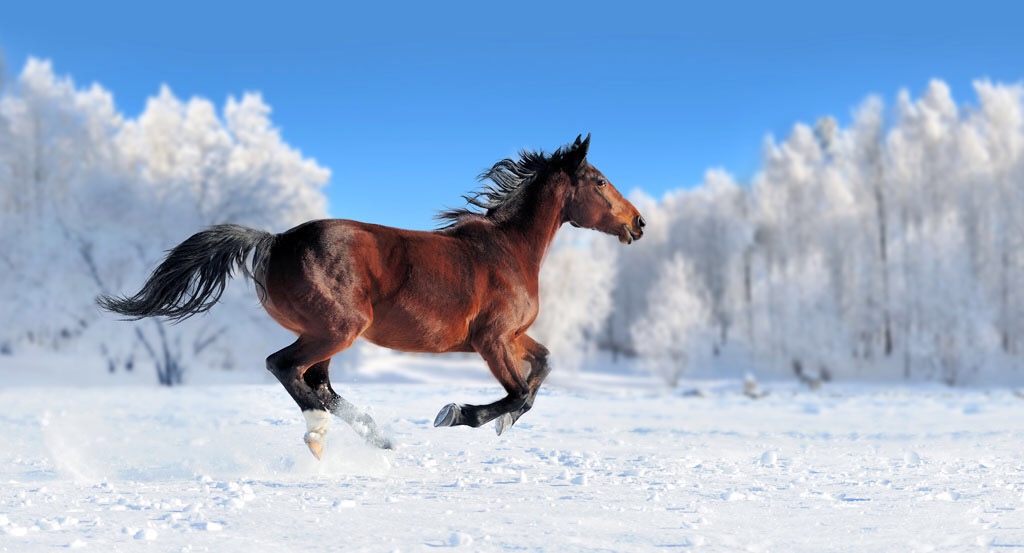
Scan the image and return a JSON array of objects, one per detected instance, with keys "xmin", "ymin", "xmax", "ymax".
[{"xmin": 434, "ymin": 403, "xmax": 461, "ymax": 427}]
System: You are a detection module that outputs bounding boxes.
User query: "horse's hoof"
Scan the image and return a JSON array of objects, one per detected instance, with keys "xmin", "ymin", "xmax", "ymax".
[
  {"xmin": 434, "ymin": 403, "xmax": 461, "ymax": 427},
  {"xmin": 304, "ymin": 431, "xmax": 326, "ymax": 460},
  {"xmin": 494, "ymin": 413, "xmax": 514, "ymax": 436},
  {"xmin": 367, "ymin": 434, "xmax": 395, "ymax": 450}
]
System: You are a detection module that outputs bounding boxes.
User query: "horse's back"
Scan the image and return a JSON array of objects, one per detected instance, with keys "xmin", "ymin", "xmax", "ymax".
[{"xmin": 263, "ymin": 219, "xmax": 486, "ymax": 351}]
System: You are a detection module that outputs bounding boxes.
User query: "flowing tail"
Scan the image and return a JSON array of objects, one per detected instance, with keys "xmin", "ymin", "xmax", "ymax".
[{"xmin": 98, "ymin": 224, "xmax": 276, "ymax": 322}]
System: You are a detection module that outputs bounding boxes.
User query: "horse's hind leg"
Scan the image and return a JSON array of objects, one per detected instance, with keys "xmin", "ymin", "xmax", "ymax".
[
  {"xmin": 267, "ymin": 333, "xmax": 373, "ymax": 459},
  {"xmin": 266, "ymin": 337, "xmax": 331, "ymax": 415},
  {"xmin": 266, "ymin": 337, "xmax": 333, "ymax": 458},
  {"xmin": 304, "ymin": 360, "xmax": 392, "ymax": 449}
]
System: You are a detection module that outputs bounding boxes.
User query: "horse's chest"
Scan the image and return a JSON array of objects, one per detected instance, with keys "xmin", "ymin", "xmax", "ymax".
[{"xmin": 499, "ymin": 283, "xmax": 540, "ymax": 329}]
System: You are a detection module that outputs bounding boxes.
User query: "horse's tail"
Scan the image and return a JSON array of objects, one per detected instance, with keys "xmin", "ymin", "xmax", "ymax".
[{"xmin": 98, "ymin": 224, "xmax": 276, "ymax": 322}]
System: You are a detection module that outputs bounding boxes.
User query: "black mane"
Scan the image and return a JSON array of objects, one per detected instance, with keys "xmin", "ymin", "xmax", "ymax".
[{"xmin": 436, "ymin": 137, "xmax": 587, "ymax": 229}]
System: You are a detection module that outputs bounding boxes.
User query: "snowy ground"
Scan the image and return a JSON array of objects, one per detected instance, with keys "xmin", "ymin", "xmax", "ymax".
[{"xmin": 3, "ymin": 356, "xmax": 1024, "ymax": 552}]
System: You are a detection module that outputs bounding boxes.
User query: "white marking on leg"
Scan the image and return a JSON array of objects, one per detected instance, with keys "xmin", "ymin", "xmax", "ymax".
[
  {"xmin": 303, "ymin": 409, "xmax": 331, "ymax": 435},
  {"xmin": 302, "ymin": 409, "xmax": 331, "ymax": 460}
]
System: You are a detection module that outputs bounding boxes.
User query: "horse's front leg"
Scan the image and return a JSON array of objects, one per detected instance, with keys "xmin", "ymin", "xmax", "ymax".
[
  {"xmin": 494, "ymin": 335, "xmax": 551, "ymax": 435},
  {"xmin": 433, "ymin": 337, "xmax": 529, "ymax": 429}
]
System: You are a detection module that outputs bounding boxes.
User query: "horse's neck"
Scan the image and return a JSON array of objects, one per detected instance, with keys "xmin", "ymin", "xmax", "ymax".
[{"xmin": 500, "ymin": 177, "xmax": 568, "ymax": 273}]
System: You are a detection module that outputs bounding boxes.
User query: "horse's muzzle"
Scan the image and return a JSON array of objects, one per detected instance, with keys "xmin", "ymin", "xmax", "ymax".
[
  {"xmin": 619, "ymin": 225, "xmax": 643, "ymax": 245},
  {"xmin": 619, "ymin": 215, "xmax": 645, "ymax": 244}
]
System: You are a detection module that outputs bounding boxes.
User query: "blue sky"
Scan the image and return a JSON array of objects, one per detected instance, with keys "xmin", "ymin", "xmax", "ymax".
[{"xmin": 3, "ymin": 0, "xmax": 1023, "ymax": 230}]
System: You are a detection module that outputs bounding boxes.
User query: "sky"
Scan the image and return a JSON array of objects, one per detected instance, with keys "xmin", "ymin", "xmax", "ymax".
[{"xmin": 2, "ymin": 0, "xmax": 1023, "ymax": 230}]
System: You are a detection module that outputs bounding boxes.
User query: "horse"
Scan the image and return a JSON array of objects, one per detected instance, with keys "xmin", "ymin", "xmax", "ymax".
[{"xmin": 98, "ymin": 134, "xmax": 645, "ymax": 459}]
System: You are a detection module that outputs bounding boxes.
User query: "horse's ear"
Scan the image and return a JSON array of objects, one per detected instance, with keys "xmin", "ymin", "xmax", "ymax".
[
  {"xmin": 566, "ymin": 133, "xmax": 591, "ymax": 170},
  {"xmin": 579, "ymin": 133, "xmax": 591, "ymax": 156}
]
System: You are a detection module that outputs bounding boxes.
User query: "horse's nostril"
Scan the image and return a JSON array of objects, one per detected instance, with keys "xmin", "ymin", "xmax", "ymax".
[{"xmin": 637, "ymin": 215, "xmax": 646, "ymax": 229}]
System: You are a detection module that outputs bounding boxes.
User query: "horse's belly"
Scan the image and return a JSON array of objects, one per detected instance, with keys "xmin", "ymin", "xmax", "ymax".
[{"xmin": 361, "ymin": 308, "xmax": 473, "ymax": 354}]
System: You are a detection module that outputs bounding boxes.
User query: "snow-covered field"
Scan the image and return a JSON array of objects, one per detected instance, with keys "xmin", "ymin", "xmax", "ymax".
[{"xmin": 3, "ymin": 356, "xmax": 1024, "ymax": 552}]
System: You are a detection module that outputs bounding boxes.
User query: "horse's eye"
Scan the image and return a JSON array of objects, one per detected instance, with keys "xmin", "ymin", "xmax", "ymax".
[{"xmin": 596, "ymin": 178, "xmax": 607, "ymax": 187}]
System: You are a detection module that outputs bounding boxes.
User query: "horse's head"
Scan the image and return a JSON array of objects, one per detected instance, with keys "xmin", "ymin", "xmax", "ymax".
[{"xmin": 562, "ymin": 134, "xmax": 645, "ymax": 244}]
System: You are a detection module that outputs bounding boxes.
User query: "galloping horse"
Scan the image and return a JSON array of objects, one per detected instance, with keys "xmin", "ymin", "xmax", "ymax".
[{"xmin": 99, "ymin": 134, "xmax": 645, "ymax": 459}]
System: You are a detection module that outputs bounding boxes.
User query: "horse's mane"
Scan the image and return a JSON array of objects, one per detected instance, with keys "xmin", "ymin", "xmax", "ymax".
[{"xmin": 436, "ymin": 138, "xmax": 586, "ymax": 229}]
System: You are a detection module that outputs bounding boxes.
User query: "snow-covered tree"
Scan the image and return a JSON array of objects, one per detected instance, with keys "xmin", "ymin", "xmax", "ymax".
[
  {"xmin": 0, "ymin": 57, "xmax": 329, "ymax": 383},
  {"xmin": 631, "ymin": 254, "xmax": 710, "ymax": 387},
  {"xmin": 601, "ymin": 77, "xmax": 1024, "ymax": 385},
  {"xmin": 532, "ymin": 230, "xmax": 618, "ymax": 369}
]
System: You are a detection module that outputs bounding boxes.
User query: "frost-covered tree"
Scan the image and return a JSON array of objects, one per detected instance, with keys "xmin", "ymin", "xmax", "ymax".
[
  {"xmin": 892, "ymin": 214, "xmax": 994, "ymax": 385},
  {"xmin": 964, "ymin": 81, "xmax": 1024, "ymax": 355},
  {"xmin": 0, "ymin": 57, "xmax": 329, "ymax": 383},
  {"xmin": 532, "ymin": 230, "xmax": 618, "ymax": 369},
  {"xmin": 837, "ymin": 97, "xmax": 894, "ymax": 360},
  {"xmin": 669, "ymin": 170, "xmax": 752, "ymax": 351},
  {"xmin": 604, "ymin": 190, "xmax": 665, "ymax": 356},
  {"xmin": 604, "ymin": 78, "xmax": 1024, "ymax": 385},
  {"xmin": 0, "ymin": 58, "xmax": 123, "ymax": 348},
  {"xmin": 604, "ymin": 174, "xmax": 752, "ymax": 359},
  {"xmin": 631, "ymin": 254, "xmax": 710, "ymax": 387}
]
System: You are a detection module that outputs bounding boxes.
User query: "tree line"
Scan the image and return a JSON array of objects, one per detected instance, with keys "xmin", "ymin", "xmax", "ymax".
[
  {"xmin": 562, "ymin": 80, "xmax": 1024, "ymax": 386},
  {"xmin": 3, "ymin": 56, "xmax": 1021, "ymax": 386}
]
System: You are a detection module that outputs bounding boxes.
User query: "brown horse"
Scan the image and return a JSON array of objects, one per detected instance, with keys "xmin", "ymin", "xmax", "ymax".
[{"xmin": 99, "ymin": 134, "xmax": 645, "ymax": 459}]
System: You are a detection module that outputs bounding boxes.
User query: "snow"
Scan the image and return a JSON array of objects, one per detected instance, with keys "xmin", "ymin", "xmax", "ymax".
[
  {"xmin": 5, "ymin": 58, "xmax": 1024, "ymax": 550},
  {"xmin": 3, "ymin": 357, "xmax": 1024, "ymax": 552}
]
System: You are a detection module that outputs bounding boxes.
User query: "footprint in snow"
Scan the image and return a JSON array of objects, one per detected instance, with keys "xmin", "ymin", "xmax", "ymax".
[{"xmin": 447, "ymin": 532, "xmax": 474, "ymax": 547}]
